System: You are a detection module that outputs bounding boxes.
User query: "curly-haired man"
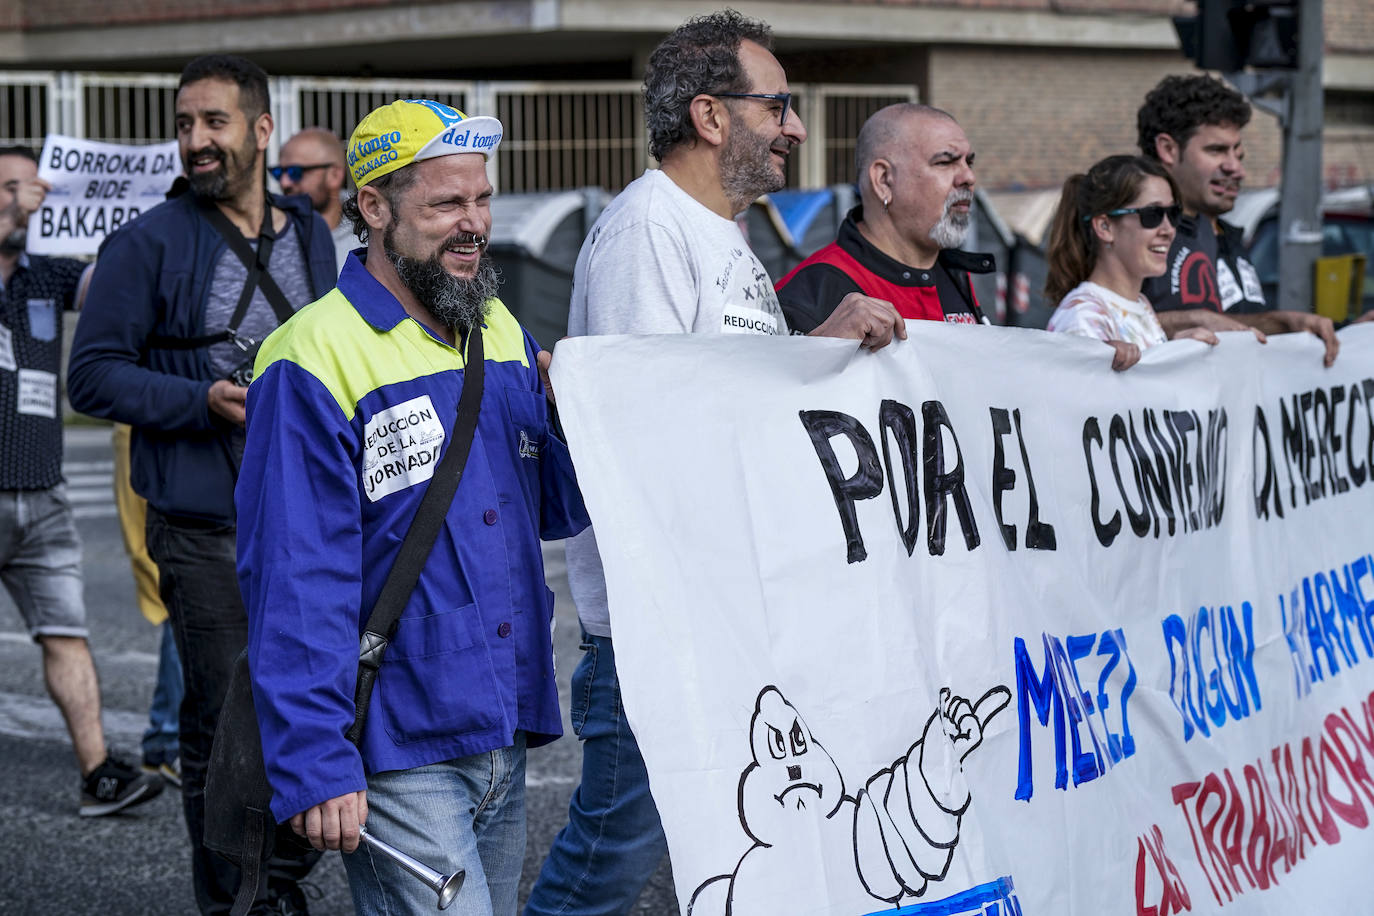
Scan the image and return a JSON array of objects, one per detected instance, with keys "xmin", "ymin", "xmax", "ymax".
[
  {"xmin": 524, "ymin": 10, "xmax": 904, "ymax": 916},
  {"xmin": 1137, "ymin": 74, "xmax": 1338, "ymax": 364}
]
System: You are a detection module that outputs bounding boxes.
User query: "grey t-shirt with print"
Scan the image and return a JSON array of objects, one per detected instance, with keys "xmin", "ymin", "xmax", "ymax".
[
  {"xmin": 204, "ymin": 220, "xmax": 313, "ymax": 382},
  {"xmin": 203, "ymin": 220, "xmax": 313, "ymax": 465},
  {"xmin": 563, "ymin": 168, "xmax": 787, "ymax": 637}
]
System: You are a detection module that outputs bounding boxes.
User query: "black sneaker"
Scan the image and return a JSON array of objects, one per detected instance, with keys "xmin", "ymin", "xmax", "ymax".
[{"xmin": 80, "ymin": 753, "xmax": 164, "ymax": 817}]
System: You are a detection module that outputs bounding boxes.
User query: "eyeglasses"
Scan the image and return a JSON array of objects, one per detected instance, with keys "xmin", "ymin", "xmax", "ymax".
[
  {"xmin": 1089, "ymin": 204, "xmax": 1182, "ymax": 230},
  {"xmin": 713, "ymin": 92, "xmax": 792, "ymax": 126},
  {"xmin": 268, "ymin": 163, "xmax": 333, "ymax": 183}
]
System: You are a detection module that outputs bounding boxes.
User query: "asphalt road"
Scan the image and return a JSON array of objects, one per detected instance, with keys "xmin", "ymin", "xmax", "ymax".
[{"xmin": 0, "ymin": 425, "xmax": 676, "ymax": 915}]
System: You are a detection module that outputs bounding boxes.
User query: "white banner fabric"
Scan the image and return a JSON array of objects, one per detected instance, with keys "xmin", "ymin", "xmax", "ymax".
[
  {"xmin": 26, "ymin": 135, "xmax": 179, "ymax": 256},
  {"xmin": 552, "ymin": 324, "xmax": 1374, "ymax": 916}
]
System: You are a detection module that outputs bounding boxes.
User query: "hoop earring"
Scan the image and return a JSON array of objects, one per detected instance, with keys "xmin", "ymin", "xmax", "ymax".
[{"xmin": 882, "ymin": 197, "xmax": 890, "ymax": 212}]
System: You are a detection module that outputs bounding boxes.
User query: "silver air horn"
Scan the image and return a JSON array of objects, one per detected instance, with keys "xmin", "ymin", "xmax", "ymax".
[{"xmin": 358, "ymin": 824, "xmax": 465, "ymax": 910}]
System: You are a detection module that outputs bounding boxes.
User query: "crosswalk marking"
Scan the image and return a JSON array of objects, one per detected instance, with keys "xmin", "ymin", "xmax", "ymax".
[
  {"xmin": 64, "ymin": 460, "xmax": 114, "ymax": 474},
  {"xmin": 0, "ymin": 688, "xmax": 146, "ymax": 747},
  {"xmin": 64, "ymin": 453, "xmax": 118, "ymax": 521},
  {"xmin": 0, "ymin": 634, "xmax": 157, "ymax": 747},
  {"xmin": 72, "ymin": 506, "xmax": 119, "ymax": 520},
  {"xmin": 64, "ymin": 472, "xmax": 113, "ymax": 488}
]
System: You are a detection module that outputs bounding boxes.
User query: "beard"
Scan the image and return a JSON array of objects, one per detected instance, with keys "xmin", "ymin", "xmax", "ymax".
[
  {"xmin": 929, "ymin": 188, "xmax": 974, "ymax": 250},
  {"xmin": 184, "ymin": 135, "xmax": 258, "ymax": 201},
  {"xmin": 720, "ymin": 122, "xmax": 788, "ymax": 213},
  {"xmin": 384, "ymin": 228, "xmax": 499, "ymax": 333},
  {"xmin": 0, "ymin": 225, "xmax": 25, "ymax": 255}
]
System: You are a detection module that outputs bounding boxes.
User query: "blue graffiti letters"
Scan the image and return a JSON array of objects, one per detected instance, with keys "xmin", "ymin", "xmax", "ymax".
[
  {"xmin": 1280, "ymin": 551, "xmax": 1374, "ymax": 699},
  {"xmin": 1162, "ymin": 602, "xmax": 1262, "ymax": 742},
  {"xmin": 1014, "ymin": 628, "xmax": 1138, "ymax": 801}
]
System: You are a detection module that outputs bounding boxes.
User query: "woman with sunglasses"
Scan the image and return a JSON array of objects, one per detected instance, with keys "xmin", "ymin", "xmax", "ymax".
[{"xmin": 1044, "ymin": 154, "xmax": 1217, "ymax": 370}]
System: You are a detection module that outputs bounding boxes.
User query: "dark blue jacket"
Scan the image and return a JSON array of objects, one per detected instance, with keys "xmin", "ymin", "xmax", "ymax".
[{"xmin": 68, "ymin": 187, "xmax": 335, "ymax": 523}]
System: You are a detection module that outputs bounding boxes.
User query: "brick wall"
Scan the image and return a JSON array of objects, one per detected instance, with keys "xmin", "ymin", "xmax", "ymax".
[
  {"xmin": 4, "ymin": 0, "xmax": 1370, "ymax": 53},
  {"xmin": 8, "ymin": 0, "xmax": 427, "ymax": 29},
  {"xmin": 3, "ymin": 0, "xmax": 1188, "ymax": 29},
  {"xmin": 1327, "ymin": 0, "xmax": 1374, "ymax": 52},
  {"xmin": 927, "ymin": 46, "xmax": 1288, "ymax": 190}
]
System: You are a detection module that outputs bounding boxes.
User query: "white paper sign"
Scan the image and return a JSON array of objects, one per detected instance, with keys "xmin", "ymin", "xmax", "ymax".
[
  {"xmin": 553, "ymin": 324, "xmax": 1374, "ymax": 916},
  {"xmin": 26, "ymin": 134, "xmax": 180, "ymax": 256},
  {"xmin": 17, "ymin": 368, "xmax": 56, "ymax": 417}
]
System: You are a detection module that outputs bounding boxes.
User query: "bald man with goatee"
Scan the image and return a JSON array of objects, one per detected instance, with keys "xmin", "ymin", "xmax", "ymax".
[{"xmin": 777, "ymin": 103, "xmax": 994, "ymax": 332}]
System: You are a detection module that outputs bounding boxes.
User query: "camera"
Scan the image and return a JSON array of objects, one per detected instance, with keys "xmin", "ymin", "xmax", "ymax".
[
  {"xmin": 224, "ymin": 328, "xmax": 258, "ymax": 388},
  {"xmin": 227, "ymin": 359, "xmax": 255, "ymax": 388}
]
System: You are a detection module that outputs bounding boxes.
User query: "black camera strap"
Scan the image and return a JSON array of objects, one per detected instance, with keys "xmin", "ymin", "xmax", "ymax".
[
  {"xmin": 345, "ymin": 324, "xmax": 486, "ymax": 746},
  {"xmin": 148, "ymin": 198, "xmax": 297, "ymax": 352},
  {"xmin": 221, "ymin": 325, "xmax": 486, "ymax": 916}
]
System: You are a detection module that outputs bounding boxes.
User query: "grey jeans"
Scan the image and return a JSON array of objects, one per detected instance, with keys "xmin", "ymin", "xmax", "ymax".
[{"xmin": 0, "ymin": 485, "xmax": 86, "ymax": 639}]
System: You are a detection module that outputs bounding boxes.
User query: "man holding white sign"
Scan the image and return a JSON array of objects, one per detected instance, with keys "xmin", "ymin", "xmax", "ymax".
[
  {"xmin": 526, "ymin": 11, "xmax": 910, "ymax": 915},
  {"xmin": 26, "ymin": 134, "xmax": 180, "ymax": 258},
  {"xmin": 0, "ymin": 145, "xmax": 164, "ymax": 818}
]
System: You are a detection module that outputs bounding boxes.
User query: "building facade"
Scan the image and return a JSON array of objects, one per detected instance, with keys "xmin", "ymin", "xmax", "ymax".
[{"xmin": 2, "ymin": 0, "xmax": 1370, "ymax": 192}]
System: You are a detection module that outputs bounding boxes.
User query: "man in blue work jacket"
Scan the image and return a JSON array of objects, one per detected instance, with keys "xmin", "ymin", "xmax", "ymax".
[
  {"xmin": 68, "ymin": 54, "xmax": 335, "ymax": 915},
  {"xmin": 236, "ymin": 99, "xmax": 589, "ymax": 915}
]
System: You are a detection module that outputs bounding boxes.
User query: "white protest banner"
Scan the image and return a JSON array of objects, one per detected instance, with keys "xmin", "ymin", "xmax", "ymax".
[
  {"xmin": 552, "ymin": 324, "xmax": 1374, "ymax": 915},
  {"xmin": 27, "ymin": 134, "xmax": 180, "ymax": 256}
]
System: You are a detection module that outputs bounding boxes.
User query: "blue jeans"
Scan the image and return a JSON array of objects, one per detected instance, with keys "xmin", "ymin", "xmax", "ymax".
[
  {"xmin": 141, "ymin": 621, "xmax": 182, "ymax": 765},
  {"xmin": 523, "ymin": 634, "xmax": 667, "ymax": 916},
  {"xmin": 344, "ymin": 733, "xmax": 528, "ymax": 916},
  {"xmin": 146, "ymin": 508, "xmax": 319, "ymax": 915}
]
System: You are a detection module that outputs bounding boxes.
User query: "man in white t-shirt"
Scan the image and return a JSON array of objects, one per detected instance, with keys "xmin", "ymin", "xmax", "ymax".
[{"xmin": 524, "ymin": 10, "xmax": 904, "ymax": 916}]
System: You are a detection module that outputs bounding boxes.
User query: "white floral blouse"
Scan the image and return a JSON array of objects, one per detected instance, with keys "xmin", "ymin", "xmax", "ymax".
[{"xmin": 1047, "ymin": 281, "xmax": 1168, "ymax": 348}]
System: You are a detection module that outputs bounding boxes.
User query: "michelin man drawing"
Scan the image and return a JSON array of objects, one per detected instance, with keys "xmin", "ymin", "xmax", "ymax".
[{"xmin": 688, "ymin": 683, "xmax": 1012, "ymax": 915}]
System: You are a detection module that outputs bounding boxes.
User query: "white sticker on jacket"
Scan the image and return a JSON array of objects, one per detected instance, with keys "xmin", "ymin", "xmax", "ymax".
[
  {"xmin": 362, "ymin": 394, "xmax": 446, "ymax": 502},
  {"xmin": 0, "ymin": 323, "xmax": 14, "ymax": 372},
  {"xmin": 17, "ymin": 369, "xmax": 56, "ymax": 417},
  {"xmin": 1238, "ymin": 258, "xmax": 1265, "ymax": 304},
  {"xmin": 1217, "ymin": 259, "xmax": 1242, "ymax": 310},
  {"xmin": 721, "ymin": 303, "xmax": 778, "ymax": 335}
]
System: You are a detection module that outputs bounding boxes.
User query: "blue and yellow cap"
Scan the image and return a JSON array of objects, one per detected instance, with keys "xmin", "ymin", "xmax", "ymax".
[{"xmin": 346, "ymin": 99, "xmax": 503, "ymax": 188}]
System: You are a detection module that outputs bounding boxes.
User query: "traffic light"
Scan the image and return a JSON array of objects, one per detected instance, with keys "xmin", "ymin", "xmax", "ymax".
[{"xmin": 1173, "ymin": 0, "xmax": 1299, "ymax": 72}]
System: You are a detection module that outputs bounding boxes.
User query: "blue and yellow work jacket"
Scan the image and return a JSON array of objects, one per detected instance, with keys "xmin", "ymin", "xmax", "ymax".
[{"xmin": 236, "ymin": 253, "xmax": 588, "ymax": 822}]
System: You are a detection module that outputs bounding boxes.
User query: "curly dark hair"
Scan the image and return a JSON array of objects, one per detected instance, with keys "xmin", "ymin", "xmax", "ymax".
[
  {"xmin": 178, "ymin": 55, "xmax": 270, "ymax": 121},
  {"xmin": 340, "ymin": 165, "xmax": 417, "ymax": 245},
  {"xmin": 643, "ymin": 9, "xmax": 773, "ymax": 162},
  {"xmin": 1137, "ymin": 75, "xmax": 1251, "ymax": 160}
]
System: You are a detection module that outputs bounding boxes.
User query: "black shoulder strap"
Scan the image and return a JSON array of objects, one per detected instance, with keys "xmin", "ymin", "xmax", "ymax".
[
  {"xmin": 201, "ymin": 200, "xmax": 296, "ymax": 327},
  {"xmin": 148, "ymin": 198, "xmax": 296, "ymax": 350},
  {"xmin": 345, "ymin": 324, "xmax": 486, "ymax": 746},
  {"xmin": 230, "ymin": 808, "xmax": 267, "ymax": 916}
]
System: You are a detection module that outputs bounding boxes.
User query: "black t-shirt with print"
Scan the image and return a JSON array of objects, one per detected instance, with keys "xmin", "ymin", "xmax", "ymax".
[
  {"xmin": 1142, "ymin": 214, "xmax": 1267, "ymax": 314},
  {"xmin": 0, "ymin": 255, "xmax": 85, "ymax": 489}
]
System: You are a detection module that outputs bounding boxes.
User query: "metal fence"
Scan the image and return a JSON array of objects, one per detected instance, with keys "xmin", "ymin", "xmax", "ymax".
[
  {"xmin": 0, "ymin": 72, "xmax": 916, "ymax": 190},
  {"xmin": 0, "ymin": 71, "xmax": 57, "ymax": 150}
]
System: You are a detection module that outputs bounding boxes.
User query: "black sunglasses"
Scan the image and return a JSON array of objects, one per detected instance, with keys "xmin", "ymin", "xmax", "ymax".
[
  {"xmin": 713, "ymin": 92, "xmax": 792, "ymax": 126},
  {"xmin": 1090, "ymin": 204, "xmax": 1182, "ymax": 230},
  {"xmin": 268, "ymin": 163, "xmax": 333, "ymax": 183}
]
